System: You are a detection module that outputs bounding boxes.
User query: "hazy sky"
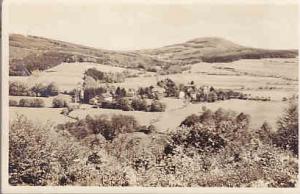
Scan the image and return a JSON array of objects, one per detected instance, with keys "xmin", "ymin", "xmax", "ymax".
[{"xmin": 5, "ymin": 0, "xmax": 299, "ymax": 50}]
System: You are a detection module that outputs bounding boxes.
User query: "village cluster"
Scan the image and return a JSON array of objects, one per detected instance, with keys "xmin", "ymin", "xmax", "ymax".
[{"xmin": 9, "ymin": 67, "xmax": 272, "ymax": 114}]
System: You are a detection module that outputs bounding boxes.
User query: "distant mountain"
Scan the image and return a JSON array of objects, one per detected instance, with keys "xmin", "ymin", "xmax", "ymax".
[
  {"xmin": 9, "ymin": 34, "xmax": 298, "ymax": 76},
  {"xmin": 138, "ymin": 37, "xmax": 298, "ymax": 63}
]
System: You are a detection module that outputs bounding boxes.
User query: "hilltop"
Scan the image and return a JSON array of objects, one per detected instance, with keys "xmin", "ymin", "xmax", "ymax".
[{"xmin": 9, "ymin": 34, "xmax": 298, "ymax": 76}]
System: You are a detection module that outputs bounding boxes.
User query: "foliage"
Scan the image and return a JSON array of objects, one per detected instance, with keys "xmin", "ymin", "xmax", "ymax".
[
  {"xmin": 84, "ymin": 68, "xmax": 125, "ymax": 83},
  {"xmin": 9, "ymin": 105, "xmax": 298, "ymax": 187},
  {"xmin": 10, "ymin": 81, "xmax": 60, "ymax": 97},
  {"xmin": 58, "ymin": 114, "xmax": 141, "ymax": 141},
  {"xmin": 150, "ymin": 100, "xmax": 166, "ymax": 112},
  {"xmin": 46, "ymin": 82, "xmax": 60, "ymax": 96},
  {"xmin": 19, "ymin": 98, "xmax": 45, "ymax": 107},
  {"xmin": 52, "ymin": 97, "xmax": 68, "ymax": 108},
  {"xmin": 9, "ymin": 99, "xmax": 18, "ymax": 107},
  {"xmin": 131, "ymin": 98, "xmax": 148, "ymax": 111},
  {"xmin": 9, "ymin": 81, "xmax": 32, "ymax": 96},
  {"xmin": 83, "ymin": 87, "xmax": 107, "ymax": 103},
  {"xmin": 273, "ymin": 100, "xmax": 298, "ymax": 155},
  {"xmin": 9, "ymin": 115, "xmax": 130, "ymax": 186},
  {"xmin": 116, "ymin": 98, "xmax": 133, "ymax": 111}
]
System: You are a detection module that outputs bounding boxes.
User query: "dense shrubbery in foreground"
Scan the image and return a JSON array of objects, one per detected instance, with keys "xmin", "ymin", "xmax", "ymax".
[{"xmin": 9, "ymin": 101, "xmax": 298, "ymax": 187}]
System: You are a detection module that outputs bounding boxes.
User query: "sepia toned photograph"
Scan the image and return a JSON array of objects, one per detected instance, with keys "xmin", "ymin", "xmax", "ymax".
[{"xmin": 1, "ymin": 0, "xmax": 299, "ymax": 193}]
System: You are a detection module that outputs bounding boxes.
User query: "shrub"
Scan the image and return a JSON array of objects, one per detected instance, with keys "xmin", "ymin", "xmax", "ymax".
[
  {"xmin": 84, "ymin": 68, "xmax": 125, "ymax": 83},
  {"xmin": 19, "ymin": 98, "xmax": 45, "ymax": 107},
  {"xmin": 167, "ymin": 124, "xmax": 226, "ymax": 154},
  {"xmin": 207, "ymin": 91, "xmax": 218, "ymax": 102},
  {"xmin": 60, "ymin": 114, "xmax": 141, "ymax": 141},
  {"xmin": 273, "ymin": 100, "xmax": 298, "ymax": 155},
  {"xmin": 9, "ymin": 115, "xmax": 129, "ymax": 186},
  {"xmin": 117, "ymin": 98, "xmax": 133, "ymax": 111},
  {"xmin": 31, "ymin": 83, "xmax": 48, "ymax": 97},
  {"xmin": 150, "ymin": 100, "xmax": 166, "ymax": 112},
  {"xmin": 9, "ymin": 99, "xmax": 18, "ymax": 107},
  {"xmin": 83, "ymin": 87, "xmax": 106, "ymax": 103},
  {"xmin": 9, "ymin": 81, "xmax": 31, "ymax": 96},
  {"xmin": 46, "ymin": 82, "xmax": 60, "ymax": 96},
  {"xmin": 52, "ymin": 97, "xmax": 68, "ymax": 108},
  {"xmin": 180, "ymin": 114, "xmax": 201, "ymax": 127},
  {"xmin": 131, "ymin": 98, "xmax": 148, "ymax": 111},
  {"xmin": 256, "ymin": 121, "xmax": 273, "ymax": 144}
]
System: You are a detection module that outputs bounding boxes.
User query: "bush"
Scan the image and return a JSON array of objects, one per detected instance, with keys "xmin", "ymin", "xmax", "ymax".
[
  {"xmin": 19, "ymin": 98, "xmax": 45, "ymax": 107},
  {"xmin": 10, "ymin": 115, "xmax": 129, "ymax": 186},
  {"xmin": 273, "ymin": 100, "xmax": 298, "ymax": 155},
  {"xmin": 150, "ymin": 100, "xmax": 166, "ymax": 112},
  {"xmin": 60, "ymin": 114, "xmax": 141, "ymax": 141},
  {"xmin": 131, "ymin": 98, "xmax": 148, "ymax": 111},
  {"xmin": 84, "ymin": 68, "xmax": 125, "ymax": 83},
  {"xmin": 31, "ymin": 83, "xmax": 48, "ymax": 97},
  {"xmin": 83, "ymin": 87, "xmax": 107, "ymax": 103},
  {"xmin": 52, "ymin": 97, "xmax": 68, "ymax": 108},
  {"xmin": 9, "ymin": 99, "xmax": 18, "ymax": 106},
  {"xmin": 9, "ymin": 81, "xmax": 31, "ymax": 96},
  {"xmin": 117, "ymin": 98, "xmax": 133, "ymax": 111},
  {"xmin": 46, "ymin": 82, "xmax": 60, "ymax": 96},
  {"xmin": 180, "ymin": 114, "xmax": 201, "ymax": 127},
  {"xmin": 167, "ymin": 124, "xmax": 226, "ymax": 154}
]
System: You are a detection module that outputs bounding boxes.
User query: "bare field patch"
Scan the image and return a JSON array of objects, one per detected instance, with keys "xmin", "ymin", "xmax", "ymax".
[
  {"xmin": 9, "ymin": 107, "xmax": 74, "ymax": 124},
  {"xmin": 10, "ymin": 62, "xmax": 142, "ymax": 91},
  {"xmin": 212, "ymin": 58, "xmax": 298, "ymax": 81}
]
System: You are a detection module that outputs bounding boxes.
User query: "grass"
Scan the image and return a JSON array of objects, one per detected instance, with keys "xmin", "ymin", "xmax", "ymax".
[{"xmin": 9, "ymin": 56, "xmax": 298, "ymax": 133}]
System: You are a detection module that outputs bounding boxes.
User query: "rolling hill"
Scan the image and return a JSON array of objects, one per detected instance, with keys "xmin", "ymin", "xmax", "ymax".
[{"xmin": 9, "ymin": 34, "xmax": 298, "ymax": 76}]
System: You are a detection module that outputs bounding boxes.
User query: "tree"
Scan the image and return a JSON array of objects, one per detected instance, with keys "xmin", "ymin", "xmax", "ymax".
[
  {"xmin": 31, "ymin": 83, "xmax": 47, "ymax": 97},
  {"xmin": 257, "ymin": 121, "xmax": 273, "ymax": 144},
  {"xmin": 19, "ymin": 98, "xmax": 45, "ymax": 107},
  {"xmin": 273, "ymin": 100, "xmax": 298, "ymax": 155},
  {"xmin": 47, "ymin": 82, "xmax": 59, "ymax": 96},
  {"xmin": 52, "ymin": 97, "xmax": 68, "ymax": 108},
  {"xmin": 131, "ymin": 98, "xmax": 148, "ymax": 111},
  {"xmin": 180, "ymin": 114, "xmax": 200, "ymax": 127},
  {"xmin": 117, "ymin": 98, "xmax": 133, "ymax": 111},
  {"xmin": 150, "ymin": 100, "xmax": 166, "ymax": 112},
  {"xmin": 9, "ymin": 81, "xmax": 31, "ymax": 96},
  {"xmin": 9, "ymin": 99, "xmax": 18, "ymax": 106},
  {"xmin": 207, "ymin": 91, "xmax": 218, "ymax": 102}
]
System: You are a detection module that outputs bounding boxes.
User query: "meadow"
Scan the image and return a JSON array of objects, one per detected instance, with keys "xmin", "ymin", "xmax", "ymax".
[{"xmin": 9, "ymin": 58, "xmax": 298, "ymax": 131}]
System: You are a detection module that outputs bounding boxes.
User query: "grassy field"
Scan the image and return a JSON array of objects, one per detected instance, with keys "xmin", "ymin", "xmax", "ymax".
[
  {"xmin": 10, "ymin": 62, "xmax": 141, "ymax": 91},
  {"xmin": 9, "ymin": 57, "xmax": 298, "ymax": 132},
  {"xmin": 9, "ymin": 95, "xmax": 289, "ymax": 132}
]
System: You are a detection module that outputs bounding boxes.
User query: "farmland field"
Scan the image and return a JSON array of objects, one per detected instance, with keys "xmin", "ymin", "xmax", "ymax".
[{"xmin": 9, "ymin": 58, "xmax": 298, "ymax": 132}]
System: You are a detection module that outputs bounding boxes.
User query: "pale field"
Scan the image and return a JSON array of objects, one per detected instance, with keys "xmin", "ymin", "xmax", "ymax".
[
  {"xmin": 9, "ymin": 62, "xmax": 141, "ymax": 91},
  {"xmin": 212, "ymin": 58, "xmax": 299, "ymax": 81},
  {"xmin": 9, "ymin": 107, "xmax": 74, "ymax": 125},
  {"xmin": 9, "ymin": 58, "xmax": 298, "ymax": 132},
  {"xmin": 9, "ymin": 96, "xmax": 288, "ymax": 131}
]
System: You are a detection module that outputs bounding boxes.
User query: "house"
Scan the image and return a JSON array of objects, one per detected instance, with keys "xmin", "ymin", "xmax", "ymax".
[
  {"xmin": 99, "ymin": 92, "xmax": 113, "ymax": 103},
  {"xmin": 179, "ymin": 91, "xmax": 185, "ymax": 99},
  {"xmin": 190, "ymin": 92, "xmax": 197, "ymax": 101},
  {"xmin": 152, "ymin": 87, "xmax": 166, "ymax": 99},
  {"xmin": 126, "ymin": 88, "xmax": 136, "ymax": 97},
  {"xmin": 203, "ymin": 85, "xmax": 210, "ymax": 95},
  {"xmin": 88, "ymin": 92, "xmax": 113, "ymax": 105}
]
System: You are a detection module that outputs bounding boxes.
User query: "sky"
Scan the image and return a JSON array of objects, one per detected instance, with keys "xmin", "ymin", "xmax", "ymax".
[{"xmin": 5, "ymin": 0, "xmax": 299, "ymax": 50}]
